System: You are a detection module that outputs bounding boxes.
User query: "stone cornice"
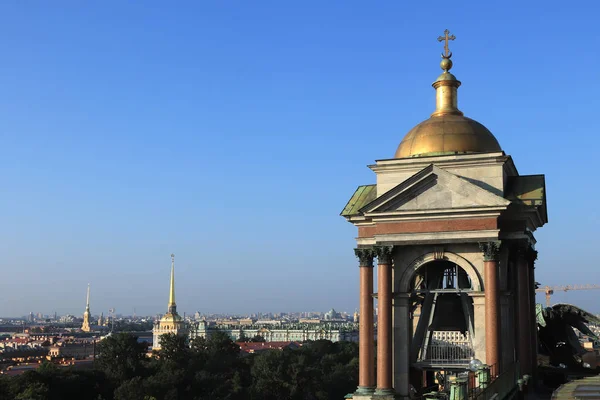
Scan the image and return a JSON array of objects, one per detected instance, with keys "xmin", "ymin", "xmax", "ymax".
[
  {"xmin": 369, "ymin": 152, "xmax": 508, "ymax": 173},
  {"xmin": 356, "ymin": 229, "xmax": 500, "ymax": 246},
  {"xmin": 347, "ymin": 209, "xmax": 505, "ymax": 227},
  {"xmin": 499, "ymin": 230, "xmax": 536, "ymax": 244},
  {"xmin": 364, "ymin": 206, "xmax": 506, "ymax": 221}
]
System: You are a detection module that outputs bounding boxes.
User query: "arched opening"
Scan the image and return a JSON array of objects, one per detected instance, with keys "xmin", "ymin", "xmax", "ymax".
[
  {"xmin": 409, "ymin": 260, "xmax": 475, "ymax": 366},
  {"xmin": 407, "ymin": 259, "xmax": 478, "ymax": 392},
  {"xmin": 411, "ymin": 259, "xmax": 473, "ymax": 291}
]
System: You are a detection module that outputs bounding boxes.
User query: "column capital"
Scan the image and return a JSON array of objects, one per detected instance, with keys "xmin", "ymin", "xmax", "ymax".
[
  {"xmin": 375, "ymin": 245, "xmax": 394, "ymax": 265},
  {"xmin": 354, "ymin": 248, "xmax": 375, "ymax": 268},
  {"xmin": 479, "ymin": 241, "xmax": 501, "ymax": 261},
  {"xmin": 527, "ymin": 248, "xmax": 538, "ymax": 265},
  {"xmin": 514, "ymin": 241, "xmax": 537, "ymax": 267}
]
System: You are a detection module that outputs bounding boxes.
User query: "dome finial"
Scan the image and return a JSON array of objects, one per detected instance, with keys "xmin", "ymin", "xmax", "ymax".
[
  {"xmin": 437, "ymin": 29, "xmax": 456, "ymax": 72},
  {"xmin": 431, "ymin": 29, "xmax": 462, "ymax": 117}
]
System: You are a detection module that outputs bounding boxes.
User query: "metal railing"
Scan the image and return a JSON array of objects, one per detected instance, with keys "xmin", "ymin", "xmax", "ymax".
[{"xmin": 420, "ymin": 331, "xmax": 475, "ymax": 363}]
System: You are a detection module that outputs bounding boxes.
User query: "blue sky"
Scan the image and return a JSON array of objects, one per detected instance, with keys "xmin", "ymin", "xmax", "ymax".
[{"xmin": 1, "ymin": 1, "xmax": 598, "ymax": 317}]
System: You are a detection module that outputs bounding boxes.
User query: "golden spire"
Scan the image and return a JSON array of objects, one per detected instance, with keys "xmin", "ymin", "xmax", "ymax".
[
  {"xmin": 81, "ymin": 283, "xmax": 91, "ymax": 332},
  {"xmin": 431, "ymin": 29, "xmax": 463, "ymax": 117},
  {"xmin": 85, "ymin": 283, "xmax": 90, "ymax": 312},
  {"xmin": 168, "ymin": 253, "xmax": 177, "ymax": 314}
]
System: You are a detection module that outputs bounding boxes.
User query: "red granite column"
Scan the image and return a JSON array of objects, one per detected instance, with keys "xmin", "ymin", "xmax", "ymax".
[
  {"xmin": 355, "ymin": 248, "xmax": 375, "ymax": 394},
  {"xmin": 516, "ymin": 244, "xmax": 532, "ymax": 375},
  {"xmin": 375, "ymin": 246, "xmax": 394, "ymax": 395},
  {"xmin": 480, "ymin": 241, "xmax": 501, "ymax": 373}
]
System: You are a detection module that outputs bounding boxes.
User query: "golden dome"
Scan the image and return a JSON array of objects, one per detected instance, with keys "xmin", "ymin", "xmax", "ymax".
[
  {"xmin": 395, "ymin": 114, "xmax": 501, "ymax": 158},
  {"xmin": 395, "ymin": 33, "xmax": 502, "ymax": 158}
]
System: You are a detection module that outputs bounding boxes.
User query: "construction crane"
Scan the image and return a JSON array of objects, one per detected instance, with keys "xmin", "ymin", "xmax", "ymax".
[{"xmin": 535, "ymin": 284, "xmax": 600, "ymax": 307}]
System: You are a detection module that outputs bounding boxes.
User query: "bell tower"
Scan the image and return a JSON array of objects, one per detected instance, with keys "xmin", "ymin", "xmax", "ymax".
[{"xmin": 341, "ymin": 30, "xmax": 547, "ymax": 399}]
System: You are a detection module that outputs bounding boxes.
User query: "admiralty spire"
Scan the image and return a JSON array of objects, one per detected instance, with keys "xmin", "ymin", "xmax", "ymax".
[
  {"xmin": 168, "ymin": 253, "xmax": 177, "ymax": 314},
  {"xmin": 152, "ymin": 254, "xmax": 186, "ymax": 350}
]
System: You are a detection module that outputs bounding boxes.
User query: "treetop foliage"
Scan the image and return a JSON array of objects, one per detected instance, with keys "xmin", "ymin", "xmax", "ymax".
[{"xmin": 0, "ymin": 332, "xmax": 358, "ymax": 400}]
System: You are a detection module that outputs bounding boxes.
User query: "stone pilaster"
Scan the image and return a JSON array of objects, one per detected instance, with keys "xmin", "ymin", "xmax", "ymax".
[
  {"xmin": 527, "ymin": 247, "xmax": 539, "ymax": 382},
  {"xmin": 515, "ymin": 242, "xmax": 532, "ymax": 375},
  {"xmin": 469, "ymin": 292, "xmax": 486, "ymax": 363},
  {"xmin": 393, "ymin": 294, "xmax": 411, "ymax": 399}
]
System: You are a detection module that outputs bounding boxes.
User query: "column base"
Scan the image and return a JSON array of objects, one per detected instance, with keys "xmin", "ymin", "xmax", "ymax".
[
  {"xmin": 355, "ymin": 386, "xmax": 375, "ymax": 396},
  {"xmin": 374, "ymin": 389, "xmax": 396, "ymax": 399},
  {"xmin": 349, "ymin": 390, "xmax": 401, "ymax": 400}
]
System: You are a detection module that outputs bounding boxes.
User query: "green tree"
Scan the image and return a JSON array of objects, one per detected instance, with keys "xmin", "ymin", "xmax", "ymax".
[
  {"xmin": 158, "ymin": 333, "xmax": 189, "ymax": 364},
  {"xmin": 96, "ymin": 333, "xmax": 148, "ymax": 383},
  {"xmin": 188, "ymin": 331, "xmax": 248, "ymax": 399},
  {"xmin": 12, "ymin": 363, "xmax": 110, "ymax": 400},
  {"xmin": 250, "ymin": 350, "xmax": 292, "ymax": 400},
  {"xmin": 15, "ymin": 382, "xmax": 49, "ymax": 400},
  {"xmin": 0, "ymin": 375, "xmax": 15, "ymax": 400},
  {"xmin": 114, "ymin": 376, "xmax": 153, "ymax": 400}
]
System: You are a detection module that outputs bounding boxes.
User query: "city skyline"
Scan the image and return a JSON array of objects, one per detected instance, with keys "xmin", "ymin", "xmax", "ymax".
[{"xmin": 2, "ymin": 2, "xmax": 600, "ymax": 316}]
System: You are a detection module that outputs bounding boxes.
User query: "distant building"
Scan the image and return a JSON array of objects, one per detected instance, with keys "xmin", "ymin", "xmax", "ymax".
[
  {"xmin": 59, "ymin": 315, "xmax": 76, "ymax": 323},
  {"xmin": 237, "ymin": 341, "xmax": 302, "ymax": 354},
  {"xmin": 298, "ymin": 318, "xmax": 321, "ymax": 324},
  {"xmin": 190, "ymin": 320, "xmax": 359, "ymax": 343},
  {"xmin": 48, "ymin": 341, "xmax": 94, "ymax": 359},
  {"xmin": 0, "ymin": 337, "xmax": 46, "ymax": 353},
  {"xmin": 152, "ymin": 254, "xmax": 187, "ymax": 350},
  {"xmin": 323, "ymin": 308, "xmax": 343, "ymax": 321}
]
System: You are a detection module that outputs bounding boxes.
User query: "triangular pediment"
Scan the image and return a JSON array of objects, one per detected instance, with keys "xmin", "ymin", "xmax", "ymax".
[{"xmin": 360, "ymin": 165, "xmax": 510, "ymax": 214}]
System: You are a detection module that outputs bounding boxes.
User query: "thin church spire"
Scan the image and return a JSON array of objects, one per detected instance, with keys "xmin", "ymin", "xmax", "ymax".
[
  {"xmin": 168, "ymin": 254, "xmax": 177, "ymax": 314},
  {"xmin": 81, "ymin": 283, "xmax": 91, "ymax": 332},
  {"xmin": 86, "ymin": 283, "xmax": 90, "ymax": 311}
]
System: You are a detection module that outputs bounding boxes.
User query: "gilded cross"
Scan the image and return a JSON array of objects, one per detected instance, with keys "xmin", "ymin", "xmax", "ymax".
[{"xmin": 437, "ymin": 29, "xmax": 456, "ymax": 58}]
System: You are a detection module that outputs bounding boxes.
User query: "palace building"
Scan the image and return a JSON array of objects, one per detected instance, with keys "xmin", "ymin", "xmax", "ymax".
[
  {"xmin": 152, "ymin": 254, "xmax": 187, "ymax": 350},
  {"xmin": 341, "ymin": 30, "xmax": 547, "ymax": 399},
  {"xmin": 189, "ymin": 320, "xmax": 359, "ymax": 343}
]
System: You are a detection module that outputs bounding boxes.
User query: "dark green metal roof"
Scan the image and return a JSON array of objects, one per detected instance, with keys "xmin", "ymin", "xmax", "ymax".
[
  {"xmin": 506, "ymin": 175, "xmax": 545, "ymax": 206},
  {"xmin": 506, "ymin": 175, "xmax": 548, "ymax": 223},
  {"xmin": 340, "ymin": 185, "xmax": 376, "ymax": 217},
  {"xmin": 506, "ymin": 174, "xmax": 547, "ymax": 223}
]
